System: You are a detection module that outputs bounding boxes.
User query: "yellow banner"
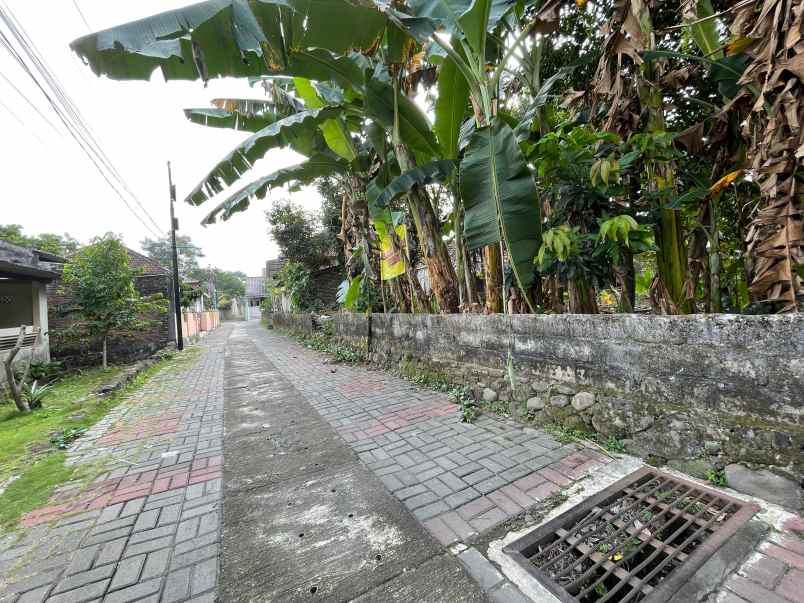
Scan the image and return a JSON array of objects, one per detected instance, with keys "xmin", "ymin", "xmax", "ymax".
[{"xmin": 378, "ymin": 223, "xmax": 407, "ymax": 281}]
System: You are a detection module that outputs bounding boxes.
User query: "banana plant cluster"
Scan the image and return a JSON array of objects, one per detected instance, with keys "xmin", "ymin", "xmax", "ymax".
[{"xmin": 70, "ymin": 0, "xmax": 803, "ymax": 314}]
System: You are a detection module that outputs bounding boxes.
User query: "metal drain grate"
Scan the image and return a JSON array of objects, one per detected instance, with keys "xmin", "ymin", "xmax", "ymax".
[{"xmin": 503, "ymin": 467, "xmax": 759, "ymax": 603}]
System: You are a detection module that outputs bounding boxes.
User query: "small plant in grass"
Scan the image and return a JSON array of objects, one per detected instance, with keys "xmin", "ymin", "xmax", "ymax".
[
  {"xmin": 705, "ymin": 468, "xmax": 728, "ymax": 487},
  {"xmin": 22, "ymin": 381, "xmax": 56, "ymax": 410},
  {"xmin": 50, "ymin": 427, "xmax": 88, "ymax": 450},
  {"xmin": 460, "ymin": 398, "xmax": 480, "ymax": 423}
]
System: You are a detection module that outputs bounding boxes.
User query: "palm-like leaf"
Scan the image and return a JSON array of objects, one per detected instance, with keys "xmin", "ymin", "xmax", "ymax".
[
  {"xmin": 202, "ymin": 154, "xmax": 349, "ymax": 224},
  {"xmin": 373, "ymin": 160, "xmax": 456, "ymax": 210},
  {"xmin": 460, "ymin": 119, "xmax": 542, "ymax": 289},
  {"xmin": 70, "ymin": 0, "xmax": 386, "ymax": 82},
  {"xmin": 185, "ymin": 106, "xmax": 343, "ymax": 205},
  {"xmin": 184, "ymin": 98, "xmax": 295, "ymax": 133}
]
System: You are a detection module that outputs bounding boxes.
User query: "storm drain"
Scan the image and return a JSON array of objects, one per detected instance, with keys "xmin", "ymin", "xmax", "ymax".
[{"xmin": 503, "ymin": 467, "xmax": 758, "ymax": 603}]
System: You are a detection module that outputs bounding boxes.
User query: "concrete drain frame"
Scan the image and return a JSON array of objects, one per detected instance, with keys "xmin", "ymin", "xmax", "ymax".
[{"xmin": 503, "ymin": 467, "xmax": 759, "ymax": 603}]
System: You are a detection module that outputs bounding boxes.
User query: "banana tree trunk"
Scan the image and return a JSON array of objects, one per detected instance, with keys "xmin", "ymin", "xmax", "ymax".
[
  {"xmin": 483, "ymin": 244, "xmax": 503, "ymax": 313},
  {"xmin": 394, "ymin": 148, "xmax": 460, "ymax": 313},
  {"xmin": 568, "ymin": 278, "xmax": 598, "ymax": 314}
]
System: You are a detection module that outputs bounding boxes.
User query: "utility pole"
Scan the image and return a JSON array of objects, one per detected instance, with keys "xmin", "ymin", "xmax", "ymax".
[{"xmin": 168, "ymin": 162, "xmax": 184, "ymax": 351}]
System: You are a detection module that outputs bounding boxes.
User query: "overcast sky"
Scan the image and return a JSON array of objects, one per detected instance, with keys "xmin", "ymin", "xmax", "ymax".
[{"xmin": 0, "ymin": 0, "xmax": 322, "ymax": 276}]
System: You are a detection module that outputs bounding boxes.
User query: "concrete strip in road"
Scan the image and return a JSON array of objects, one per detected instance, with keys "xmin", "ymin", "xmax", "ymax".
[{"xmin": 221, "ymin": 325, "xmax": 487, "ymax": 602}]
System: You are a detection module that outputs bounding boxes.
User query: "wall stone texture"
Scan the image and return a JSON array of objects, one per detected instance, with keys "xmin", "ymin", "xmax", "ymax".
[{"xmin": 306, "ymin": 312, "xmax": 803, "ymax": 506}]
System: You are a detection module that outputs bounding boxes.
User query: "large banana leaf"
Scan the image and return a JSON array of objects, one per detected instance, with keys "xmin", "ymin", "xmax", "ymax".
[
  {"xmin": 406, "ymin": 0, "xmax": 514, "ymax": 50},
  {"xmin": 293, "ymin": 78, "xmax": 356, "ymax": 161},
  {"xmin": 184, "ymin": 98, "xmax": 290, "ymax": 133},
  {"xmin": 434, "ymin": 57, "xmax": 470, "ymax": 159},
  {"xmin": 202, "ymin": 154, "xmax": 348, "ymax": 224},
  {"xmin": 364, "ymin": 76, "xmax": 440, "ymax": 162},
  {"xmin": 70, "ymin": 0, "xmax": 386, "ymax": 82},
  {"xmin": 374, "ymin": 160, "xmax": 456, "ymax": 209},
  {"xmin": 185, "ymin": 106, "xmax": 342, "ymax": 205},
  {"xmin": 460, "ymin": 119, "xmax": 541, "ymax": 288}
]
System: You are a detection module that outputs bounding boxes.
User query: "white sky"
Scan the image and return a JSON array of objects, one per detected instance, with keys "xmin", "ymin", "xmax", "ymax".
[{"xmin": 0, "ymin": 0, "xmax": 323, "ymax": 276}]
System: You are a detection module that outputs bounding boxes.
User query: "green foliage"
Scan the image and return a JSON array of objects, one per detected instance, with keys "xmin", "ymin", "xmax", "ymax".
[
  {"xmin": 27, "ymin": 361, "xmax": 66, "ymax": 385},
  {"xmin": 541, "ymin": 423, "xmax": 625, "ymax": 453},
  {"xmin": 139, "ymin": 233, "xmax": 203, "ymax": 277},
  {"xmin": 273, "ymin": 262, "xmax": 314, "ymax": 311},
  {"xmin": 267, "ymin": 199, "xmax": 334, "ymax": 270},
  {"xmin": 460, "ymin": 398, "xmax": 480, "ymax": 423},
  {"xmin": 705, "ymin": 468, "xmax": 728, "ymax": 487},
  {"xmin": 0, "ymin": 224, "xmax": 79, "ymax": 256},
  {"xmin": 60, "ymin": 236, "xmax": 168, "ymax": 362},
  {"xmin": 295, "ymin": 331, "xmax": 366, "ymax": 364},
  {"xmin": 49, "ymin": 427, "xmax": 87, "ymax": 450},
  {"xmin": 21, "ymin": 381, "xmax": 56, "ymax": 410}
]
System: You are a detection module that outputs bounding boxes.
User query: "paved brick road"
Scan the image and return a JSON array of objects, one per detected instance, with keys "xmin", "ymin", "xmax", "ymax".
[
  {"xmin": 251, "ymin": 324, "xmax": 610, "ymax": 546},
  {"xmin": 1, "ymin": 326, "xmax": 228, "ymax": 603}
]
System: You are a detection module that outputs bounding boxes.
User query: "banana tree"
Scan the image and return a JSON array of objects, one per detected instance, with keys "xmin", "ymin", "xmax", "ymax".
[{"xmin": 382, "ymin": 0, "xmax": 554, "ymax": 312}]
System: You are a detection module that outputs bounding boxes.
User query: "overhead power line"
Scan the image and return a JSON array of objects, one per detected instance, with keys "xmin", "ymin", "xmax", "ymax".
[
  {"xmin": 0, "ymin": 2, "xmax": 164, "ymax": 238},
  {"xmin": 71, "ymin": 0, "xmax": 91, "ymax": 31}
]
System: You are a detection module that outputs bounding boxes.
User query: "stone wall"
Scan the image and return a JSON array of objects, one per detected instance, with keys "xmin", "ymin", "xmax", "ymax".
[
  {"xmin": 271, "ymin": 312, "xmax": 314, "ymax": 335},
  {"xmin": 327, "ymin": 313, "xmax": 803, "ymax": 499}
]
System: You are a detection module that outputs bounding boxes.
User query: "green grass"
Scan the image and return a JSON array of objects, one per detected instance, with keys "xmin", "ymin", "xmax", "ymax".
[
  {"xmin": 0, "ymin": 366, "xmax": 123, "ymax": 486},
  {"xmin": 0, "ymin": 349, "xmax": 193, "ymax": 531}
]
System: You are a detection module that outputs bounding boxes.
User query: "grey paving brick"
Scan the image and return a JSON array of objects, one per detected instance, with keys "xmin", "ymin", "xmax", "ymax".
[
  {"xmin": 464, "ymin": 468, "xmax": 494, "ymax": 486},
  {"xmin": 499, "ymin": 465, "xmax": 532, "ymax": 483},
  {"xmin": 53, "ymin": 564, "xmax": 114, "ymax": 594},
  {"xmin": 141, "ymin": 548, "xmax": 171, "ymax": 580},
  {"xmin": 396, "ymin": 484, "xmax": 428, "ymax": 500},
  {"xmin": 413, "ymin": 501, "xmax": 449, "ymax": 521},
  {"xmin": 65, "ymin": 545, "xmax": 99, "ymax": 575},
  {"xmin": 176, "ymin": 516, "xmax": 200, "ymax": 542},
  {"xmin": 94, "ymin": 538, "xmax": 127, "ymax": 567},
  {"xmin": 379, "ymin": 474, "xmax": 404, "ymax": 492},
  {"xmin": 108, "ymin": 554, "xmax": 145, "ymax": 590},
  {"xmin": 46, "ymin": 579, "xmax": 110, "ymax": 603},
  {"xmin": 132, "ymin": 509, "xmax": 160, "ymax": 532},
  {"xmin": 445, "ymin": 487, "xmax": 481, "ymax": 509},
  {"xmin": 475, "ymin": 476, "xmax": 507, "ymax": 494},
  {"xmin": 128, "ymin": 524, "xmax": 177, "ymax": 545},
  {"xmin": 403, "ymin": 491, "xmax": 438, "ymax": 510},
  {"xmin": 181, "ymin": 502, "xmax": 218, "ymax": 520},
  {"xmin": 90, "ymin": 514, "xmax": 137, "ymax": 537},
  {"xmin": 191, "ymin": 557, "xmax": 218, "ymax": 596},
  {"xmin": 103, "ymin": 577, "xmax": 162, "ymax": 603},
  {"xmin": 122, "ymin": 535, "xmax": 173, "ymax": 558},
  {"xmin": 96, "ymin": 504, "xmax": 124, "ymax": 525},
  {"xmin": 15, "ymin": 584, "xmax": 52, "ymax": 603},
  {"xmin": 6, "ymin": 569, "xmax": 63, "ymax": 595},
  {"xmin": 120, "ymin": 498, "xmax": 146, "ymax": 517},
  {"xmin": 163, "ymin": 567, "xmax": 192, "ymax": 603},
  {"xmin": 157, "ymin": 503, "xmax": 182, "ymax": 526},
  {"xmin": 170, "ymin": 543, "xmax": 218, "ymax": 570},
  {"xmin": 198, "ymin": 511, "xmax": 219, "ymax": 535},
  {"xmin": 82, "ymin": 526, "xmax": 132, "ymax": 547},
  {"xmin": 424, "ymin": 477, "xmax": 454, "ymax": 499}
]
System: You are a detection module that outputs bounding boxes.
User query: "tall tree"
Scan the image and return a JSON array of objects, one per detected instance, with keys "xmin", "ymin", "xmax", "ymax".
[
  {"xmin": 266, "ymin": 199, "xmax": 334, "ymax": 270},
  {"xmin": 61, "ymin": 236, "xmax": 167, "ymax": 369},
  {"xmin": 140, "ymin": 234, "xmax": 204, "ymax": 278}
]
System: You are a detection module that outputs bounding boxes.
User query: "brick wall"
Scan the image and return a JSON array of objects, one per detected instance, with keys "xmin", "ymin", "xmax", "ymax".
[{"xmin": 48, "ymin": 273, "xmax": 174, "ymax": 368}]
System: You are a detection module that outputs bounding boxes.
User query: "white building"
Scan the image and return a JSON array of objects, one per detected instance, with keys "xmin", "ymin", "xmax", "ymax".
[{"xmin": 0, "ymin": 241, "xmax": 64, "ymax": 381}]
